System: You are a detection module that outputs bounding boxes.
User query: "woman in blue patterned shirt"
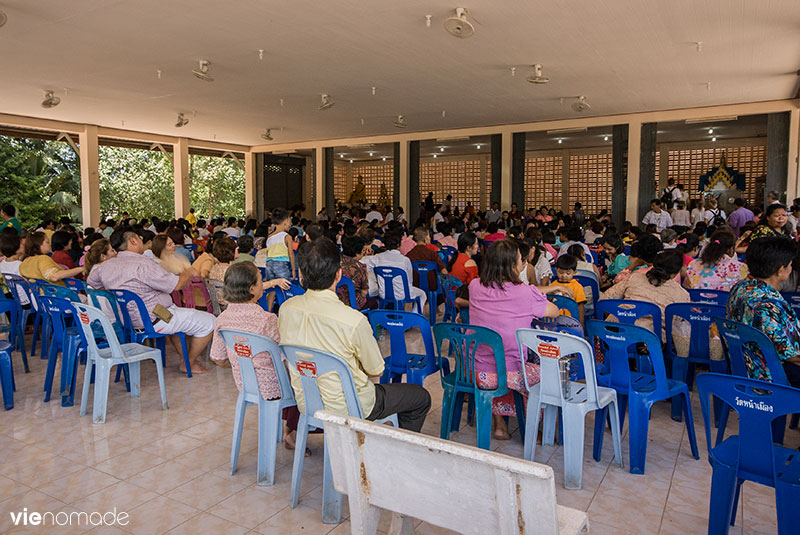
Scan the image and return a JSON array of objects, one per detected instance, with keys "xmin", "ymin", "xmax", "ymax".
[{"xmin": 727, "ymin": 236, "xmax": 800, "ymax": 386}]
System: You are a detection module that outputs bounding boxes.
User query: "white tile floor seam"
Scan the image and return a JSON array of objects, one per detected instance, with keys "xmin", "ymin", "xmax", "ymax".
[{"xmin": 0, "ymin": 329, "xmax": 790, "ymax": 534}]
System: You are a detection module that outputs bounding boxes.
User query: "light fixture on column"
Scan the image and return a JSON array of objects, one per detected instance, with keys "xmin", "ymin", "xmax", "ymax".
[
  {"xmin": 712, "ymin": 137, "xmax": 717, "ymax": 142},
  {"xmin": 192, "ymin": 60, "xmax": 214, "ymax": 82},
  {"xmin": 41, "ymin": 90, "xmax": 61, "ymax": 108},
  {"xmin": 604, "ymin": 135, "xmax": 609, "ymax": 141},
  {"xmin": 369, "ymin": 151, "xmax": 374, "ymax": 156},
  {"xmin": 340, "ymin": 153, "xmax": 344, "ymax": 158},
  {"xmin": 433, "ymin": 154, "xmax": 438, "ymax": 158},
  {"xmin": 440, "ymin": 147, "xmax": 445, "ymax": 152},
  {"xmin": 349, "ymin": 159, "xmax": 353, "ymax": 163},
  {"xmin": 557, "ymin": 138, "xmax": 562, "ymax": 144},
  {"xmin": 708, "ymin": 128, "xmax": 714, "ymax": 134},
  {"xmin": 476, "ymin": 144, "xmax": 482, "ymax": 150},
  {"xmin": 382, "ymin": 156, "xmax": 387, "ymax": 161},
  {"xmin": 319, "ymin": 94, "xmax": 335, "ymax": 110},
  {"xmin": 175, "ymin": 113, "xmax": 189, "ymax": 127}
]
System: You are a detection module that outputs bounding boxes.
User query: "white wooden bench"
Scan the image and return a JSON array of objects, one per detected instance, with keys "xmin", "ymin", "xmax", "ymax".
[{"xmin": 316, "ymin": 410, "xmax": 590, "ymax": 535}]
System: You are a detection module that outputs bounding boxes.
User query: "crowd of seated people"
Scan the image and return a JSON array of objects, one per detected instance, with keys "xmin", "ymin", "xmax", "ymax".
[{"xmin": 3, "ymin": 190, "xmax": 800, "ymax": 445}]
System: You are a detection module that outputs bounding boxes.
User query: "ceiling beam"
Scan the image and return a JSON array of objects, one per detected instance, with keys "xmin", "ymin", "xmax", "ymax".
[{"xmin": 250, "ymin": 99, "xmax": 800, "ymax": 153}]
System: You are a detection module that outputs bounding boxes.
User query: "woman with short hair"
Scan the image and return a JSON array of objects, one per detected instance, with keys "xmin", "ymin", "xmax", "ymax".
[
  {"xmin": 209, "ymin": 262, "xmax": 305, "ymax": 451},
  {"xmin": 727, "ymin": 237, "xmax": 800, "ymax": 386},
  {"xmin": 749, "ymin": 203, "xmax": 791, "ymax": 241}
]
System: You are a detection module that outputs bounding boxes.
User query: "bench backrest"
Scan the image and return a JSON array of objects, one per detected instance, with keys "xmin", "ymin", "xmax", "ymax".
[{"xmin": 316, "ymin": 410, "xmax": 589, "ymax": 535}]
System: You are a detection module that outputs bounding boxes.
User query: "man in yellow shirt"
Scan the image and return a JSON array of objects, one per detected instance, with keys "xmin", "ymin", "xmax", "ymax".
[
  {"xmin": 186, "ymin": 208, "xmax": 197, "ymax": 226},
  {"xmin": 278, "ymin": 237, "xmax": 431, "ymax": 432}
]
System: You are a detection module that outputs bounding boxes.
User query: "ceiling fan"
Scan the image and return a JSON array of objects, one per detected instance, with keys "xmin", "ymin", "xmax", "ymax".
[
  {"xmin": 41, "ymin": 90, "xmax": 61, "ymax": 109},
  {"xmin": 192, "ymin": 60, "xmax": 214, "ymax": 82},
  {"xmin": 393, "ymin": 115, "xmax": 407, "ymax": 128},
  {"xmin": 319, "ymin": 94, "xmax": 335, "ymax": 110},
  {"xmin": 175, "ymin": 113, "xmax": 189, "ymax": 127}
]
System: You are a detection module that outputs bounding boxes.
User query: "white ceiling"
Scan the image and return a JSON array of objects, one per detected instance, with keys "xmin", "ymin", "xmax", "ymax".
[{"xmin": 0, "ymin": 1, "xmax": 797, "ymax": 146}]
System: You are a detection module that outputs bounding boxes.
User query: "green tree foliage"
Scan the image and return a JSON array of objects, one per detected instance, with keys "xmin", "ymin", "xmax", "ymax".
[
  {"xmin": 98, "ymin": 146, "xmax": 175, "ymax": 220},
  {"xmin": 1, "ymin": 137, "xmax": 246, "ymax": 228},
  {"xmin": 189, "ymin": 155, "xmax": 245, "ymax": 219},
  {"xmin": 0, "ymin": 136, "xmax": 81, "ymax": 229}
]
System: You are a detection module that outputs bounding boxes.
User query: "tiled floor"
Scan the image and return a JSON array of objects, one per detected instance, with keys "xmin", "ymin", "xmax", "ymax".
[{"xmin": 0, "ymin": 330, "xmax": 790, "ymax": 534}]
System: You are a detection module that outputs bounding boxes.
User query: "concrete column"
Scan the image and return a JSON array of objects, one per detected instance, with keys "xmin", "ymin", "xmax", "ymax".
[
  {"xmin": 78, "ymin": 125, "xmax": 101, "ymax": 227},
  {"xmin": 561, "ymin": 152, "xmax": 570, "ymax": 213},
  {"xmin": 501, "ymin": 131, "xmax": 513, "ymax": 209},
  {"xmin": 173, "ymin": 137, "xmax": 190, "ymax": 219},
  {"xmin": 409, "ymin": 141, "xmax": 421, "ymax": 225},
  {"xmin": 766, "ymin": 111, "xmax": 791, "ymax": 207},
  {"xmin": 490, "ymin": 134, "xmax": 502, "ymax": 207},
  {"xmin": 511, "ymin": 132, "xmax": 526, "ymax": 209},
  {"xmin": 244, "ymin": 151, "xmax": 256, "ymax": 217},
  {"xmin": 479, "ymin": 155, "xmax": 488, "ymax": 210},
  {"xmin": 658, "ymin": 147, "xmax": 670, "ymax": 193},
  {"xmin": 626, "ymin": 120, "xmax": 642, "ymax": 222},
  {"xmin": 611, "ymin": 124, "xmax": 629, "ymax": 228},
  {"xmin": 638, "ymin": 123, "xmax": 658, "ymax": 223},
  {"xmin": 790, "ymin": 107, "xmax": 800, "ymax": 203},
  {"xmin": 314, "ymin": 147, "xmax": 324, "ymax": 214},
  {"xmin": 324, "ymin": 148, "xmax": 335, "ymax": 216},
  {"xmin": 398, "ymin": 141, "xmax": 409, "ymax": 215}
]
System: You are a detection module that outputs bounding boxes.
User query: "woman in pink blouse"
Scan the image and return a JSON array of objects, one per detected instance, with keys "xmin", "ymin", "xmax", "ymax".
[
  {"xmin": 210, "ymin": 262, "xmax": 304, "ymax": 451},
  {"xmin": 685, "ymin": 230, "xmax": 748, "ymax": 292},
  {"xmin": 468, "ymin": 239, "xmax": 563, "ymax": 440}
]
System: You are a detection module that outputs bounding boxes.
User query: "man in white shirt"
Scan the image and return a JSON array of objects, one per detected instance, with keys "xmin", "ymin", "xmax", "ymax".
[
  {"xmin": 486, "ymin": 202, "xmax": 502, "ymax": 225},
  {"xmin": 365, "ymin": 204, "xmax": 383, "ymax": 224},
  {"xmin": 642, "ymin": 199, "xmax": 673, "ymax": 232},
  {"xmin": 222, "ymin": 217, "xmax": 241, "ymax": 238},
  {"xmin": 360, "ymin": 231, "xmax": 427, "ymax": 311}
]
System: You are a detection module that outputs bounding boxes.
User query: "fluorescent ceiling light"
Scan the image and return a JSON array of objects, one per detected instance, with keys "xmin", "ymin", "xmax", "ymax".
[
  {"xmin": 435, "ymin": 136, "xmax": 470, "ymax": 141},
  {"xmin": 685, "ymin": 116, "xmax": 738, "ymax": 124},
  {"xmin": 546, "ymin": 127, "xmax": 588, "ymax": 135}
]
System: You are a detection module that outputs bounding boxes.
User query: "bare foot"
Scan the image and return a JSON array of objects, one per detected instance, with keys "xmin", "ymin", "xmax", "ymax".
[
  {"xmin": 283, "ymin": 431, "xmax": 311, "ymax": 456},
  {"xmin": 180, "ymin": 363, "xmax": 209, "ymax": 375},
  {"xmin": 493, "ymin": 429, "xmax": 512, "ymax": 440}
]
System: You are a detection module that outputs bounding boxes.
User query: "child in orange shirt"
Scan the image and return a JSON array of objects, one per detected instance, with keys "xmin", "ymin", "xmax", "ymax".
[{"xmin": 548, "ymin": 254, "xmax": 587, "ymax": 325}]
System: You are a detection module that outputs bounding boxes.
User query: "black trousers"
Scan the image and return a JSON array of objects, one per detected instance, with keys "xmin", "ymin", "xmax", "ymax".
[
  {"xmin": 783, "ymin": 362, "xmax": 800, "ymax": 389},
  {"xmin": 367, "ymin": 383, "xmax": 431, "ymax": 433}
]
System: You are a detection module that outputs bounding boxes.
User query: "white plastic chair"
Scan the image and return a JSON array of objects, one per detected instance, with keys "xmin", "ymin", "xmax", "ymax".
[
  {"xmin": 218, "ymin": 329, "xmax": 297, "ymax": 486},
  {"xmin": 516, "ymin": 328, "xmax": 623, "ymax": 490},
  {"xmin": 72, "ymin": 302, "xmax": 167, "ymax": 424},
  {"xmin": 281, "ymin": 344, "xmax": 399, "ymax": 524}
]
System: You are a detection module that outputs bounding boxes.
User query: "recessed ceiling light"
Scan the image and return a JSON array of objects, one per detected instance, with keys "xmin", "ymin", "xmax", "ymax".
[
  {"xmin": 340, "ymin": 153, "xmax": 344, "ymax": 158},
  {"xmin": 557, "ymin": 139, "xmax": 563, "ymax": 144},
  {"xmin": 382, "ymin": 156, "xmax": 387, "ymax": 161},
  {"xmin": 369, "ymin": 152, "xmax": 374, "ymax": 156},
  {"xmin": 433, "ymin": 154, "xmax": 438, "ymax": 158},
  {"xmin": 603, "ymin": 135, "xmax": 609, "ymax": 141},
  {"xmin": 440, "ymin": 147, "xmax": 445, "ymax": 152},
  {"xmin": 349, "ymin": 159, "xmax": 353, "ymax": 163},
  {"xmin": 712, "ymin": 137, "xmax": 717, "ymax": 142},
  {"xmin": 476, "ymin": 144, "xmax": 482, "ymax": 150},
  {"xmin": 708, "ymin": 128, "xmax": 714, "ymax": 134}
]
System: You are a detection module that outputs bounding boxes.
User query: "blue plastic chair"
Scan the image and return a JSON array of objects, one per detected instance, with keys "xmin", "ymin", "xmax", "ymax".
[
  {"xmin": 586, "ymin": 320, "xmax": 699, "ymax": 474},
  {"xmin": 4, "ymin": 274, "xmax": 43, "ymax": 357},
  {"xmin": 696, "ymin": 373, "xmax": 800, "ymax": 535},
  {"xmin": 439, "ymin": 246, "xmax": 457, "ymax": 266},
  {"xmin": 665, "ymin": 303, "xmax": 727, "ymax": 422},
  {"xmin": 550, "ymin": 295, "xmax": 580, "ymax": 321},
  {"xmin": 575, "ymin": 273, "xmax": 599, "ymax": 319},
  {"xmin": 38, "ymin": 295, "xmax": 85, "ymax": 405},
  {"xmin": 283, "ymin": 283, "xmax": 305, "ymax": 300},
  {"xmin": 335, "ymin": 276, "xmax": 359, "ymax": 310},
  {"xmin": 689, "ymin": 288, "xmax": 729, "ymax": 306},
  {"xmin": 258, "ymin": 266, "xmax": 268, "ymax": 281},
  {"xmin": 258, "ymin": 286, "xmax": 284, "ymax": 313},
  {"xmin": 112, "ymin": 289, "xmax": 192, "ymax": 377},
  {"xmin": 25, "ymin": 278, "xmax": 54, "ymax": 358},
  {"xmin": 595, "ymin": 299, "xmax": 663, "ymax": 333},
  {"xmin": 219, "ymin": 330, "xmax": 297, "ymax": 486},
  {"xmin": 39, "ymin": 283, "xmax": 81, "ymax": 302},
  {"xmin": 0, "ymin": 298, "xmax": 28, "ymax": 373},
  {"xmin": 63, "ymin": 277, "xmax": 87, "ymax": 293},
  {"xmin": 73, "ymin": 302, "xmax": 168, "ymax": 424},
  {"xmin": 432, "ymin": 322, "xmax": 525, "ymax": 450},
  {"xmin": 185, "ymin": 243, "xmax": 199, "ymax": 260},
  {"xmin": 516, "ymin": 329, "xmax": 623, "ymax": 489},
  {"xmin": 368, "ymin": 310, "xmax": 448, "ymax": 385},
  {"xmin": 281, "ymin": 344, "xmax": 398, "ymax": 524},
  {"xmin": 373, "ymin": 266, "xmax": 421, "ymax": 313},
  {"xmin": 411, "ymin": 260, "xmax": 441, "ymax": 324},
  {"xmin": 0, "ymin": 341, "xmax": 13, "ymax": 410},
  {"xmin": 713, "ymin": 317, "xmax": 799, "ymax": 445},
  {"xmin": 781, "ymin": 292, "xmax": 800, "ymax": 316},
  {"xmin": 438, "ymin": 273, "xmax": 462, "ymax": 323}
]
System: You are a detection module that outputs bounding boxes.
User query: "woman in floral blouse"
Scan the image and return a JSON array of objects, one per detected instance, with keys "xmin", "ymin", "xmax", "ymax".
[
  {"xmin": 748, "ymin": 203, "xmax": 791, "ymax": 241},
  {"xmin": 210, "ymin": 262, "xmax": 304, "ymax": 450},
  {"xmin": 727, "ymin": 237, "xmax": 800, "ymax": 386},
  {"xmin": 685, "ymin": 230, "xmax": 748, "ymax": 291},
  {"xmin": 336, "ymin": 235, "xmax": 376, "ymax": 310}
]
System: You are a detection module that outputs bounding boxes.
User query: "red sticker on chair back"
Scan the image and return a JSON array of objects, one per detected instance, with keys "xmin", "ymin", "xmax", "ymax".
[
  {"xmin": 296, "ymin": 360, "xmax": 317, "ymax": 377},
  {"xmin": 537, "ymin": 342, "xmax": 561, "ymax": 359},
  {"xmin": 233, "ymin": 343, "xmax": 252, "ymax": 358},
  {"xmin": 79, "ymin": 312, "xmax": 90, "ymax": 325}
]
